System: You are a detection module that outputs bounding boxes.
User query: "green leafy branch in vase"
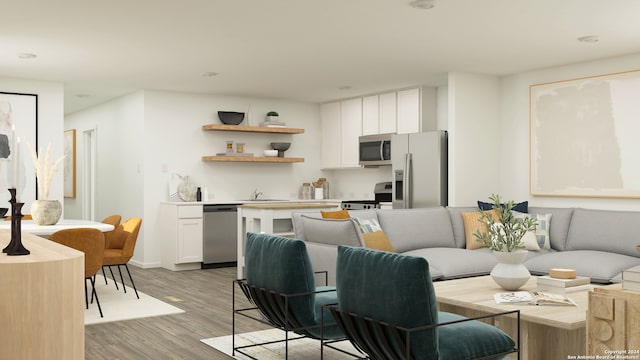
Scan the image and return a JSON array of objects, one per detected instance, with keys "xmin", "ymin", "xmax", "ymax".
[{"xmin": 473, "ymin": 194, "xmax": 537, "ymax": 252}]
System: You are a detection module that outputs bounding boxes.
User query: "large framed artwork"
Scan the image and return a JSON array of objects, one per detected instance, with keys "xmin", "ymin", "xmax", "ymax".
[
  {"xmin": 0, "ymin": 92, "xmax": 38, "ymax": 205},
  {"xmin": 530, "ymin": 70, "xmax": 640, "ymax": 198},
  {"xmin": 64, "ymin": 129, "xmax": 76, "ymax": 198}
]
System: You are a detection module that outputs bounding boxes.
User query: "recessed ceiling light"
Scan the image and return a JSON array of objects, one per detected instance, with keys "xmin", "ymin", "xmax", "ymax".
[
  {"xmin": 577, "ymin": 35, "xmax": 599, "ymax": 43},
  {"xmin": 17, "ymin": 53, "xmax": 37, "ymax": 59},
  {"xmin": 337, "ymin": 85, "xmax": 352, "ymax": 90},
  {"xmin": 410, "ymin": 0, "xmax": 435, "ymax": 9},
  {"xmin": 201, "ymin": 72, "xmax": 218, "ymax": 77}
]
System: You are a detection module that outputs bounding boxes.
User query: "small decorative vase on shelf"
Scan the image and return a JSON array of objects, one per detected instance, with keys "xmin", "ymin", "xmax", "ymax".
[
  {"xmin": 491, "ymin": 249, "xmax": 531, "ymax": 291},
  {"xmin": 31, "ymin": 199, "xmax": 62, "ymax": 225}
]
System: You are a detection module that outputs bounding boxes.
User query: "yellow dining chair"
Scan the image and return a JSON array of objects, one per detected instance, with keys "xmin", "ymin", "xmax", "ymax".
[
  {"xmin": 102, "ymin": 217, "xmax": 142, "ymax": 299},
  {"xmin": 49, "ymin": 228, "xmax": 106, "ymax": 318},
  {"xmin": 100, "ymin": 214, "xmax": 122, "ymax": 287}
]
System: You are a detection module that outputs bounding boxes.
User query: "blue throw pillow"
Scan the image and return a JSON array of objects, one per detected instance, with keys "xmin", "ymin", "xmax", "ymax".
[{"xmin": 478, "ymin": 200, "xmax": 528, "ymax": 213}]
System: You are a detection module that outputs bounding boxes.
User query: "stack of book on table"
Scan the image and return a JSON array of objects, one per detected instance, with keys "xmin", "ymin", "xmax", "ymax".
[
  {"xmin": 622, "ymin": 267, "xmax": 640, "ymax": 291},
  {"xmin": 536, "ymin": 275, "xmax": 591, "ymax": 293}
]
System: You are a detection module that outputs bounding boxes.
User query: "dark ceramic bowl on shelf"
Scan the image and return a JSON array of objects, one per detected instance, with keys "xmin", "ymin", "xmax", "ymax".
[
  {"xmin": 271, "ymin": 142, "xmax": 291, "ymax": 157},
  {"xmin": 218, "ymin": 111, "xmax": 245, "ymax": 125}
]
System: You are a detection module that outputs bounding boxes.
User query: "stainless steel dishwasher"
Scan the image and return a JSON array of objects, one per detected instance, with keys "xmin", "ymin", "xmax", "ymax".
[{"xmin": 202, "ymin": 204, "xmax": 238, "ymax": 268}]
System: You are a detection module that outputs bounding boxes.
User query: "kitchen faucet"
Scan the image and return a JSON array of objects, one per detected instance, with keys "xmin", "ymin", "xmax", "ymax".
[{"xmin": 252, "ymin": 189, "xmax": 263, "ymax": 200}]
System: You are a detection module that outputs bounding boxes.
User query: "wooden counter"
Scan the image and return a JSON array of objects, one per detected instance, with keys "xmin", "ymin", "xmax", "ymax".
[
  {"xmin": 0, "ymin": 229, "xmax": 84, "ymax": 360},
  {"xmin": 236, "ymin": 201, "xmax": 340, "ymax": 277}
]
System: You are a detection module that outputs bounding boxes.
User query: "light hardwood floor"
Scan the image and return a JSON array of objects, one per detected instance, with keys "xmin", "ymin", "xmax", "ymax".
[{"xmin": 85, "ymin": 266, "xmax": 270, "ymax": 359}]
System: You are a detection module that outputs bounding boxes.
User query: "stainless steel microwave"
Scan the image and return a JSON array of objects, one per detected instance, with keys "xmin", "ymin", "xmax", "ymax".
[{"xmin": 359, "ymin": 133, "xmax": 392, "ymax": 166}]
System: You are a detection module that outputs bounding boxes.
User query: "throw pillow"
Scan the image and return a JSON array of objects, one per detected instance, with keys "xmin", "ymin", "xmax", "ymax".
[
  {"xmin": 478, "ymin": 200, "xmax": 528, "ymax": 213},
  {"xmin": 460, "ymin": 210, "xmax": 498, "ymax": 250},
  {"xmin": 491, "ymin": 222, "xmax": 540, "ymax": 251},
  {"xmin": 321, "ymin": 209, "xmax": 350, "ymax": 219},
  {"xmin": 351, "ymin": 217, "xmax": 395, "ymax": 252},
  {"xmin": 512, "ymin": 211, "xmax": 552, "ymax": 250}
]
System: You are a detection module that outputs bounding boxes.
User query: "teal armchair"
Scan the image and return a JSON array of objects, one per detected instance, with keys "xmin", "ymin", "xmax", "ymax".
[
  {"xmin": 233, "ymin": 232, "xmax": 345, "ymax": 359},
  {"xmin": 328, "ymin": 245, "xmax": 519, "ymax": 360}
]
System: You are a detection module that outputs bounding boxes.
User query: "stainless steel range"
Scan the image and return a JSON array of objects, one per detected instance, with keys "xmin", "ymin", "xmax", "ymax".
[{"xmin": 341, "ymin": 182, "xmax": 392, "ymax": 210}]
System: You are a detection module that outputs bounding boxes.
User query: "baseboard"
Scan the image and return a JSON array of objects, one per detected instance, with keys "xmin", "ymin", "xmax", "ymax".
[{"xmin": 129, "ymin": 259, "xmax": 162, "ymax": 269}]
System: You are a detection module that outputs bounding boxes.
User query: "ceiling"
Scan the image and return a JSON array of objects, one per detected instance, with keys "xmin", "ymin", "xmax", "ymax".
[{"xmin": 2, "ymin": 0, "xmax": 640, "ymax": 115}]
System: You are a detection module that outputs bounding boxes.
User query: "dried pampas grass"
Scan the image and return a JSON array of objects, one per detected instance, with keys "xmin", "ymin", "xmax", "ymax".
[{"xmin": 27, "ymin": 142, "xmax": 65, "ymax": 200}]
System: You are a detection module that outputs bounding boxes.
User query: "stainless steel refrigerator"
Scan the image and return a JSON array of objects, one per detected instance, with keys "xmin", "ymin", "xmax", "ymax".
[{"xmin": 392, "ymin": 130, "xmax": 448, "ymax": 208}]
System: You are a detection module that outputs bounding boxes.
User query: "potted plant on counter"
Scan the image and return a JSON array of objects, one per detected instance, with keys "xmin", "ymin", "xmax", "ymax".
[{"xmin": 474, "ymin": 194, "xmax": 537, "ymax": 290}]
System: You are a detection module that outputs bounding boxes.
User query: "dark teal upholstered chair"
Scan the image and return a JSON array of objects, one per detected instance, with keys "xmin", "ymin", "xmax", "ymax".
[
  {"xmin": 233, "ymin": 232, "xmax": 346, "ymax": 359},
  {"xmin": 328, "ymin": 245, "xmax": 519, "ymax": 360}
]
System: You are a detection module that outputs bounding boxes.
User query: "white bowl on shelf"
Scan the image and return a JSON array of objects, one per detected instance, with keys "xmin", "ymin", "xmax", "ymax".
[{"xmin": 263, "ymin": 150, "xmax": 278, "ymax": 157}]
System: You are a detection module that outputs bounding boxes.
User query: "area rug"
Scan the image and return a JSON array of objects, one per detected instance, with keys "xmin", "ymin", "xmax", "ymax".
[
  {"xmin": 85, "ymin": 275, "xmax": 185, "ymax": 325},
  {"xmin": 201, "ymin": 328, "xmax": 361, "ymax": 359}
]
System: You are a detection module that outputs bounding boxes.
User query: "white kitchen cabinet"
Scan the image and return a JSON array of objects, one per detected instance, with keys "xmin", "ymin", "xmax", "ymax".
[
  {"xmin": 397, "ymin": 87, "xmax": 437, "ymax": 134},
  {"xmin": 321, "ymin": 102, "xmax": 341, "ymax": 168},
  {"xmin": 397, "ymin": 88, "xmax": 421, "ymax": 134},
  {"xmin": 160, "ymin": 203, "xmax": 203, "ymax": 271},
  {"xmin": 362, "ymin": 95, "xmax": 380, "ymax": 135},
  {"xmin": 340, "ymin": 98, "xmax": 362, "ymax": 167},
  {"xmin": 379, "ymin": 92, "xmax": 397, "ymax": 134},
  {"xmin": 321, "ymin": 98, "xmax": 362, "ymax": 169}
]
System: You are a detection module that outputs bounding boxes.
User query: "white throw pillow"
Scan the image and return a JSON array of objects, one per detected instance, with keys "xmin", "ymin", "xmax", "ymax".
[{"xmin": 512, "ymin": 211, "xmax": 552, "ymax": 250}]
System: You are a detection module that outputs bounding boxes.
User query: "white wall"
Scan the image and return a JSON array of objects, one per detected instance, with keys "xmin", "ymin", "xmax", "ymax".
[
  {"xmin": 448, "ymin": 72, "xmax": 501, "ymax": 206},
  {"xmin": 499, "ymin": 53, "xmax": 640, "ymax": 211},
  {"xmin": 65, "ymin": 91, "xmax": 145, "ymax": 221},
  {"xmin": 0, "ymin": 77, "xmax": 64, "ymax": 213}
]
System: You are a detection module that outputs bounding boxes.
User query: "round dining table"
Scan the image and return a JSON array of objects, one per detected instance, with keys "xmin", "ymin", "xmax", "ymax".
[{"xmin": 0, "ymin": 218, "xmax": 114, "ymax": 237}]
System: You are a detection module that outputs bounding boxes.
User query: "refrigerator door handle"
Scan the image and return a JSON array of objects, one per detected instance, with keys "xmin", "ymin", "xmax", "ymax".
[{"xmin": 404, "ymin": 153, "xmax": 412, "ymax": 209}]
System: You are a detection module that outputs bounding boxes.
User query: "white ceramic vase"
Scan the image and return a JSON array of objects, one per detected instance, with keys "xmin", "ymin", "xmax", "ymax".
[
  {"xmin": 490, "ymin": 249, "xmax": 531, "ymax": 291},
  {"xmin": 31, "ymin": 199, "xmax": 62, "ymax": 225}
]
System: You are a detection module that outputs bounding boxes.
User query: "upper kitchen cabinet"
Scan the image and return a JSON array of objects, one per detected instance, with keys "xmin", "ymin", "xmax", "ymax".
[
  {"xmin": 321, "ymin": 99, "xmax": 363, "ymax": 169},
  {"xmin": 363, "ymin": 92, "xmax": 398, "ymax": 136},
  {"xmin": 340, "ymin": 98, "xmax": 362, "ymax": 167},
  {"xmin": 397, "ymin": 87, "xmax": 437, "ymax": 134}
]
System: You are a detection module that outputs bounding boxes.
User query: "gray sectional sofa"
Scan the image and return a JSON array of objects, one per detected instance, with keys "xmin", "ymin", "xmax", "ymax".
[{"xmin": 291, "ymin": 206, "xmax": 640, "ymax": 285}]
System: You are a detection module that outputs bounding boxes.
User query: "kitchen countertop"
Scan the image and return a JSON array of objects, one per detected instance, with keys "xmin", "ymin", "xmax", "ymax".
[
  {"xmin": 161, "ymin": 199, "xmax": 343, "ymax": 206},
  {"xmin": 237, "ymin": 202, "xmax": 340, "ymax": 210}
]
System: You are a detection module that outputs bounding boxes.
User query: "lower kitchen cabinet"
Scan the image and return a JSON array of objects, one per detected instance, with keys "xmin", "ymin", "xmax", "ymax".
[{"xmin": 160, "ymin": 203, "xmax": 203, "ymax": 271}]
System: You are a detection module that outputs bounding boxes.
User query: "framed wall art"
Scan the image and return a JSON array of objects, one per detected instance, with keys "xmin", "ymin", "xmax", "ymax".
[
  {"xmin": 0, "ymin": 92, "xmax": 38, "ymax": 204},
  {"xmin": 64, "ymin": 129, "xmax": 76, "ymax": 198},
  {"xmin": 530, "ymin": 70, "xmax": 640, "ymax": 198}
]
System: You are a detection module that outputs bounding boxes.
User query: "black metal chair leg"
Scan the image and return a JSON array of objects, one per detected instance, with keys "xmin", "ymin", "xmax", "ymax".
[
  {"xmin": 89, "ymin": 276, "xmax": 103, "ymax": 318},
  {"xmin": 84, "ymin": 278, "xmax": 89, "ymax": 309},
  {"xmin": 108, "ymin": 265, "xmax": 119, "ymax": 290},
  {"xmin": 117, "ymin": 265, "xmax": 127, "ymax": 294},
  {"xmin": 101, "ymin": 267, "xmax": 108, "ymax": 284},
  {"xmin": 123, "ymin": 264, "xmax": 139, "ymax": 299}
]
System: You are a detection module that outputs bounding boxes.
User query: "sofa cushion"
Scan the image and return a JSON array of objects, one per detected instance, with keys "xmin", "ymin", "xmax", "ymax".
[
  {"xmin": 292, "ymin": 209, "xmax": 377, "ymax": 241},
  {"xmin": 460, "ymin": 210, "xmax": 498, "ymax": 250},
  {"xmin": 512, "ymin": 211, "xmax": 552, "ymax": 250},
  {"xmin": 299, "ymin": 215, "xmax": 363, "ymax": 247},
  {"xmin": 565, "ymin": 208, "xmax": 640, "ymax": 257},
  {"xmin": 376, "ymin": 208, "xmax": 456, "ymax": 252},
  {"xmin": 447, "ymin": 207, "xmax": 483, "ymax": 248},
  {"xmin": 352, "ymin": 217, "xmax": 395, "ymax": 252},
  {"xmin": 478, "ymin": 200, "xmax": 528, "ymax": 213},
  {"xmin": 402, "ymin": 248, "xmax": 498, "ymax": 279},
  {"xmin": 528, "ymin": 207, "xmax": 574, "ymax": 251},
  {"xmin": 524, "ymin": 250, "xmax": 640, "ymax": 283},
  {"xmin": 321, "ymin": 209, "xmax": 350, "ymax": 219}
]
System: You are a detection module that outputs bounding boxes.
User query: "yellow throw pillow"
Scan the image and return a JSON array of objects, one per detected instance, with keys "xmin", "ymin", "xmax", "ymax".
[
  {"xmin": 320, "ymin": 209, "xmax": 350, "ymax": 219},
  {"xmin": 461, "ymin": 210, "xmax": 498, "ymax": 250},
  {"xmin": 362, "ymin": 231, "xmax": 395, "ymax": 252}
]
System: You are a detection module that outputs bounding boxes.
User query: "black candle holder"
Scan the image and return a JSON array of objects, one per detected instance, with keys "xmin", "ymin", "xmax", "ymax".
[{"xmin": 2, "ymin": 188, "xmax": 29, "ymax": 256}]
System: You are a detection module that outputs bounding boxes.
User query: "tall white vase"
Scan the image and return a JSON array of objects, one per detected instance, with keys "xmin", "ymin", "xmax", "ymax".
[
  {"xmin": 31, "ymin": 199, "xmax": 62, "ymax": 225},
  {"xmin": 491, "ymin": 249, "xmax": 531, "ymax": 291}
]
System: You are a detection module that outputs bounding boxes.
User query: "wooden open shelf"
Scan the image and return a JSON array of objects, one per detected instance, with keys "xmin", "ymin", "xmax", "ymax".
[
  {"xmin": 202, "ymin": 155, "xmax": 304, "ymax": 163},
  {"xmin": 202, "ymin": 124, "xmax": 304, "ymax": 134}
]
